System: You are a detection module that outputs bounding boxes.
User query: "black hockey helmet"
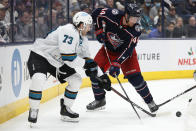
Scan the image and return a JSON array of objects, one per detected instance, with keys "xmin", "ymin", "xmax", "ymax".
[{"xmin": 125, "ymin": 3, "xmax": 141, "ymax": 17}]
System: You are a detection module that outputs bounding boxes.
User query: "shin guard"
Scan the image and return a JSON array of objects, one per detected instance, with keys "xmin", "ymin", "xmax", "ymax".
[
  {"xmin": 90, "ymin": 76, "xmax": 105, "ymax": 100},
  {"xmin": 127, "ymin": 74, "xmax": 153, "ymax": 104},
  {"xmin": 29, "ymin": 73, "xmax": 46, "ymax": 109}
]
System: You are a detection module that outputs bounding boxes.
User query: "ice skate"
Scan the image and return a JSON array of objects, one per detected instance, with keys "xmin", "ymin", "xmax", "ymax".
[
  {"xmin": 147, "ymin": 100, "xmax": 159, "ymax": 113},
  {"xmin": 60, "ymin": 98, "xmax": 79, "ymax": 122},
  {"xmin": 28, "ymin": 108, "xmax": 39, "ymax": 127},
  {"xmin": 86, "ymin": 98, "xmax": 106, "ymax": 111}
]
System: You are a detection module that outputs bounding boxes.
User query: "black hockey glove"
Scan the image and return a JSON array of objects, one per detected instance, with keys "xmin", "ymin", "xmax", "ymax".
[
  {"xmin": 83, "ymin": 59, "xmax": 98, "ymax": 77},
  {"xmin": 57, "ymin": 64, "xmax": 76, "ymax": 83},
  {"xmin": 96, "ymin": 74, "xmax": 111, "ymax": 91},
  {"xmin": 94, "ymin": 28, "xmax": 106, "ymax": 43},
  {"xmin": 109, "ymin": 61, "xmax": 121, "ymax": 78}
]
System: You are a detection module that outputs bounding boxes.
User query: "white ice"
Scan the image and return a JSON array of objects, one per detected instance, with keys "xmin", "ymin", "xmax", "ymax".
[{"xmin": 0, "ymin": 78, "xmax": 196, "ymax": 131}]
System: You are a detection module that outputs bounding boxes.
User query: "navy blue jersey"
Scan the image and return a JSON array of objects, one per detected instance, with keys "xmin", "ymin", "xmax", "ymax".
[{"xmin": 92, "ymin": 8, "xmax": 141, "ymax": 54}]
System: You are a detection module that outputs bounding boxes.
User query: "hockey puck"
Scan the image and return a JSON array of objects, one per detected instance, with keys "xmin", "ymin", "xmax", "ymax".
[
  {"xmin": 176, "ymin": 111, "xmax": 181, "ymax": 117},
  {"xmin": 188, "ymin": 98, "xmax": 192, "ymax": 103}
]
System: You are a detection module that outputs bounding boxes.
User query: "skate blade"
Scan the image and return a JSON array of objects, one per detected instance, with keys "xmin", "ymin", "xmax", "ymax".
[
  {"xmin": 86, "ymin": 106, "xmax": 106, "ymax": 112},
  {"xmin": 61, "ymin": 116, "xmax": 79, "ymax": 123},
  {"xmin": 151, "ymin": 110, "xmax": 158, "ymax": 114},
  {"xmin": 152, "ymin": 109, "xmax": 160, "ymax": 115},
  {"xmin": 150, "ymin": 107, "xmax": 159, "ymax": 114}
]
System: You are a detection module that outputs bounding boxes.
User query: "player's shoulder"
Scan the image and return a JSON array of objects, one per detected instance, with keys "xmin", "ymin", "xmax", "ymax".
[
  {"xmin": 92, "ymin": 8, "xmax": 103, "ymax": 15},
  {"xmin": 107, "ymin": 8, "xmax": 124, "ymax": 20},
  {"xmin": 127, "ymin": 23, "xmax": 142, "ymax": 37},
  {"xmin": 92, "ymin": 8, "xmax": 123, "ymax": 18},
  {"xmin": 58, "ymin": 23, "xmax": 74, "ymax": 30},
  {"xmin": 58, "ymin": 24, "xmax": 77, "ymax": 33},
  {"xmin": 109, "ymin": 8, "xmax": 123, "ymax": 16}
]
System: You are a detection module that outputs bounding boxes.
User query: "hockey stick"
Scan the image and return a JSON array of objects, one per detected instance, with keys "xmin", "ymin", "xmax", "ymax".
[
  {"xmin": 101, "ymin": 21, "xmax": 141, "ymax": 120},
  {"xmin": 115, "ymin": 75, "xmax": 142, "ymax": 119},
  {"xmin": 158, "ymin": 85, "xmax": 196, "ymax": 107},
  {"xmin": 111, "ymin": 87, "xmax": 156, "ymax": 117}
]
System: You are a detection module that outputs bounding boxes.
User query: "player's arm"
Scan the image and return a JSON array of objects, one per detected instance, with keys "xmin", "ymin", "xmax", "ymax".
[
  {"xmin": 116, "ymin": 37, "xmax": 139, "ymax": 64},
  {"xmin": 92, "ymin": 8, "xmax": 109, "ymax": 43},
  {"xmin": 76, "ymin": 36, "xmax": 97, "ymax": 77},
  {"xmin": 92, "ymin": 8, "xmax": 107, "ymax": 30},
  {"xmin": 109, "ymin": 24, "xmax": 141, "ymax": 78},
  {"xmin": 78, "ymin": 36, "xmax": 111, "ymax": 91},
  {"xmin": 108, "ymin": 38, "xmax": 138, "ymax": 78},
  {"xmin": 115, "ymin": 24, "xmax": 142, "ymax": 65}
]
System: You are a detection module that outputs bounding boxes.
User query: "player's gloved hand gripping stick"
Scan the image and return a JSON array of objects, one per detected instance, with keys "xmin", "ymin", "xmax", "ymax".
[{"xmin": 83, "ymin": 58, "xmax": 112, "ymax": 91}]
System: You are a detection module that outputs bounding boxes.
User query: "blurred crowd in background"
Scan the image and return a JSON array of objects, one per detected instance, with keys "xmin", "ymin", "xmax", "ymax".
[{"xmin": 1, "ymin": 0, "xmax": 196, "ymax": 43}]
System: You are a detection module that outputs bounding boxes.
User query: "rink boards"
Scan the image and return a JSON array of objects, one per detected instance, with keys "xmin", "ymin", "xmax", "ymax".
[{"xmin": 0, "ymin": 40, "xmax": 195, "ymax": 124}]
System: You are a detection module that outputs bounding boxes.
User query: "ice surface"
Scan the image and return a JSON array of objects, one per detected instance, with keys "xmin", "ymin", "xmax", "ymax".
[{"xmin": 0, "ymin": 78, "xmax": 195, "ymax": 131}]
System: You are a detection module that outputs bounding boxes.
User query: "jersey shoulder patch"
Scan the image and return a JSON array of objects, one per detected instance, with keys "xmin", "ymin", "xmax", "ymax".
[
  {"xmin": 126, "ymin": 23, "xmax": 142, "ymax": 37},
  {"xmin": 135, "ymin": 24, "xmax": 142, "ymax": 33},
  {"xmin": 112, "ymin": 9, "xmax": 119, "ymax": 15}
]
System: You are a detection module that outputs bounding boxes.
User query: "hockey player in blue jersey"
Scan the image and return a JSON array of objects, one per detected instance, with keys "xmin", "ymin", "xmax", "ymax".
[{"xmin": 86, "ymin": 3, "xmax": 159, "ymax": 113}]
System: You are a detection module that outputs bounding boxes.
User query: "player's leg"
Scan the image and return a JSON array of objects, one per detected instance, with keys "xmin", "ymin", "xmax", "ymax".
[
  {"xmin": 55, "ymin": 64, "xmax": 81, "ymax": 122},
  {"xmin": 126, "ymin": 73, "xmax": 158, "ymax": 112},
  {"xmin": 86, "ymin": 46, "xmax": 110, "ymax": 110},
  {"xmin": 121, "ymin": 50, "xmax": 158, "ymax": 113},
  {"xmin": 86, "ymin": 69, "xmax": 107, "ymax": 110},
  {"xmin": 27, "ymin": 51, "xmax": 48, "ymax": 124},
  {"xmin": 28, "ymin": 73, "xmax": 46, "ymax": 124}
]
